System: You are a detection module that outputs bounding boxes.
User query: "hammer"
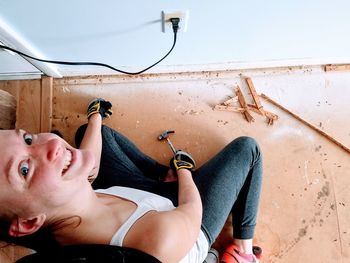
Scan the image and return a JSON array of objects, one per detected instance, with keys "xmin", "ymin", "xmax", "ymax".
[
  {"xmin": 158, "ymin": 130, "xmax": 197, "ymax": 170},
  {"xmin": 158, "ymin": 130, "xmax": 177, "ymax": 155}
]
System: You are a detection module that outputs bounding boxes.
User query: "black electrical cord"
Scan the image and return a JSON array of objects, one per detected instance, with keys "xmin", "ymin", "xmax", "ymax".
[{"xmin": 0, "ymin": 19, "xmax": 180, "ymax": 75}]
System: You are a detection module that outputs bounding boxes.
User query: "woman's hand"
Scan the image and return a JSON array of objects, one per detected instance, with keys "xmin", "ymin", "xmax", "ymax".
[
  {"xmin": 87, "ymin": 98, "xmax": 113, "ymax": 119},
  {"xmin": 164, "ymin": 150, "xmax": 196, "ymax": 182},
  {"xmin": 170, "ymin": 150, "xmax": 196, "ymax": 171}
]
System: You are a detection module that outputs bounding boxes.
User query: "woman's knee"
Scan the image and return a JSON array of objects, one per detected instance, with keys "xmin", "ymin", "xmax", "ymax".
[
  {"xmin": 229, "ymin": 136, "xmax": 262, "ymax": 160},
  {"xmin": 232, "ymin": 136, "xmax": 259, "ymax": 149}
]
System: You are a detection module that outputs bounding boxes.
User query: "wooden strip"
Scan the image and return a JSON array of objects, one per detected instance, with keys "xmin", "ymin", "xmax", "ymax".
[
  {"xmin": 214, "ymin": 105, "xmax": 244, "ymax": 112},
  {"xmin": 245, "ymin": 77, "xmax": 263, "ymax": 111},
  {"xmin": 247, "ymin": 104, "xmax": 278, "ymax": 120},
  {"xmin": 324, "ymin": 64, "xmax": 350, "ymax": 72},
  {"xmin": 235, "ymin": 86, "xmax": 255, "ymax": 122},
  {"xmin": 247, "ymin": 105, "xmax": 261, "ymax": 115},
  {"xmin": 40, "ymin": 76, "xmax": 53, "ymax": 132},
  {"xmin": 264, "ymin": 111, "xmax": 277, "ymax": 125},
  {"xmin": 222, "ymin": 96, "xmax": 238, "ymax": 105},
  {"xmin": 260, "ymin": 93, "xmax": 350, "ymax": 154},
  {"xmin": 264, "ymin": 110, "xmax": 279, "ymax": 121},
  {"xmin": 245, "ymin": 77, "xmax": 278, "ymax": 125},
  {"xmin": 247, "ymin": 104, "xmax": 278, "ymax": 125}
]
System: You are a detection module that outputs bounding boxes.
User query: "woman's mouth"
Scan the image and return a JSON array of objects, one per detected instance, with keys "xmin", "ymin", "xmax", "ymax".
[{"xmin": 62, "ymin": 149, "xmax": 72, "ymax": 176}]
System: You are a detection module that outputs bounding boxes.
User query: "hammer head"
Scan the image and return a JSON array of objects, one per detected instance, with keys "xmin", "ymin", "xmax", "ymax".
[{"xmin": 158, "ymin": 130, "xmax": 175, "ymax": 140}]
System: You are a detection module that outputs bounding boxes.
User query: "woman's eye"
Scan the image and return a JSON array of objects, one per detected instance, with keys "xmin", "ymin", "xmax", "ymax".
[
  {"xmin": 23, "ymin": 133, "xmax": 33, "ymax": 145},
  {"xmin": 19, "ymin": 161, "xmax": 29, "ymax": 177}
]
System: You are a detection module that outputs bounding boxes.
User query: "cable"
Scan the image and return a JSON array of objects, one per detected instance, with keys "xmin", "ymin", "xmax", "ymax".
[{"xmin": 0, "ymin": 18, "xmax": 180, "ymax": 75}]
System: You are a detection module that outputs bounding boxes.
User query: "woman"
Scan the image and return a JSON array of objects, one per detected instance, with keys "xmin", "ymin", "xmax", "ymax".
[{"xmin": 0, "ymin": 98, "xmax": 263, "ymax": 263}]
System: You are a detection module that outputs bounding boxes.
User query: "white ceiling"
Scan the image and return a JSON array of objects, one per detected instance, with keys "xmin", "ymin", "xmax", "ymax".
[{"xmin": 1, "ymin": 0, "xmax": 350, "ymax": 78}]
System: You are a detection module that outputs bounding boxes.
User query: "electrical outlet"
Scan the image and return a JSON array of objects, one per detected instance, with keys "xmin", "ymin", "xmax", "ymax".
[{"xmin": 161, "ymin": 10, "xmax": 189, "ymax": 33}]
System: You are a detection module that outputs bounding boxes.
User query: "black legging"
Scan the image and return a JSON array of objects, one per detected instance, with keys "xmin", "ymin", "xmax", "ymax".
[{"xmin": 75, "ymin": 125, "xmax": 263, "ymax": 246}]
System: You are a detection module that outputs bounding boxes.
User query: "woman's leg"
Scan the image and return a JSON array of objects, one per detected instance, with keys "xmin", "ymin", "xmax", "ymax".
[
  {"xmin": 75, "ymin": 124, "xmax": 169, "ymax": 192},
  {"xmin": 192, "ymin": 136, "xmax": 263, "ymax": 248}
]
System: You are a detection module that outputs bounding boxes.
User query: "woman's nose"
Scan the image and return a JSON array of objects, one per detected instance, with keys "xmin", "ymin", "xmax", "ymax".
[{"xmin": 41, "ymin": 139, "xmax": 61, "ymax": 162}]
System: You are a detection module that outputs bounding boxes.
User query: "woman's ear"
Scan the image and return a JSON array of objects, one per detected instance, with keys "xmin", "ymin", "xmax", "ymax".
[{"xmin": 8, "ymin": 214, "xmax": 46, "ymax": 237}]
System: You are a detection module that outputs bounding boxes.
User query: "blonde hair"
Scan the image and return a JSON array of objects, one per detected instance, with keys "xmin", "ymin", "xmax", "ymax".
[{"xmin": 0, "ymin": 89, "xmax": 16, "ymax": 129}]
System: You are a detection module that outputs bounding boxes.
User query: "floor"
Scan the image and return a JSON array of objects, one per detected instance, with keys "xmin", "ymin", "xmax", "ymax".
[{"xmin": 1, "ymin": 64, "xmax": 350, "ymax": 262}]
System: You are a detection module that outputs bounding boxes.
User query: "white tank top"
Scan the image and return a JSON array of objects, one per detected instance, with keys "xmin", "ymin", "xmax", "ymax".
[{"xmin": 95, "ymin": 186, "xmax": 209, "ymax": 263}]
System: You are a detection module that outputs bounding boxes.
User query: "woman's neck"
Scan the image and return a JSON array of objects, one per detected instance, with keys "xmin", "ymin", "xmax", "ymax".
[
  {"xmin": 45, "ymin": 183, "xmax": 100, "ymax": 232},
  {"xmin": 47, "ymin": 185, "xmax": 129, "ymax": 245}
]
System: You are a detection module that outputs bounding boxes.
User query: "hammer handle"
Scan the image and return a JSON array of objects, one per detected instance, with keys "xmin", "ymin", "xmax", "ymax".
[{"xmin": 166, "ymin": 138, "xmax": 177, "ymax": 155}]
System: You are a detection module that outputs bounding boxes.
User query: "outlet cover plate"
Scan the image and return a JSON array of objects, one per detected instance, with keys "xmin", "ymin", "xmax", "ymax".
[{"xmin": 161, "ymin": 10, "xmax": 189, "ymax": 33}]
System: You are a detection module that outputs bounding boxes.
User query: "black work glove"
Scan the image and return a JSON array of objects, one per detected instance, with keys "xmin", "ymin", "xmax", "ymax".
[
  {"xmin": 87, "ymin": 98, "xmax": 113, "ymax": 119},
  {"xmin": 170, "ymin": 150, "xmax": 196, "ymax": 171}
]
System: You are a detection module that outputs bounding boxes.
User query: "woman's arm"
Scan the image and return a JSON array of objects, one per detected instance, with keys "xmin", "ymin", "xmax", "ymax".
[
  {"xmin": 176, "ymin": 168, "xmax": 203, "ymax": 229},
  {"xmin": 78, "ymin": 114, "xmax": 102, "ymax": 183},
  {"xmin": 125, "ymin": 169, "xmax": 203, "ymax": 263}
]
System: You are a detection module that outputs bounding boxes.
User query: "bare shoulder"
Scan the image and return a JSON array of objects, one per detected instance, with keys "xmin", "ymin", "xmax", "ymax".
[{"xmin": 123, "ymin": 210, "xmax": 198, "ymax": 263}]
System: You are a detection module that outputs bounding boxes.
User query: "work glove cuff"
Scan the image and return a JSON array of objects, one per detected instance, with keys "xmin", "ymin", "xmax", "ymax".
[
  {"xmin": 170, "ymin": 150, "xmax": 196, "ymax": 171},
  {"xmin": 87, "ymin": 98, "xmax": 113, "ymax": 119}
]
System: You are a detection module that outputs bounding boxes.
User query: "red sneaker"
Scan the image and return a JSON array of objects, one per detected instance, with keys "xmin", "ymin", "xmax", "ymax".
[
  {"xmin": 253, "ymin": 246, "xmax": 262, "ymax": 260},
  {"xmin": 220, "ymin": 244, "xmax": 260, "ymax": 263}
]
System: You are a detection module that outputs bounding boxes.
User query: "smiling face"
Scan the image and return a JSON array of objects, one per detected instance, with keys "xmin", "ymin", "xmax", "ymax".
[{"xmin": 0, "ymin": 129, "xmax": 95, "ymax": 219}]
